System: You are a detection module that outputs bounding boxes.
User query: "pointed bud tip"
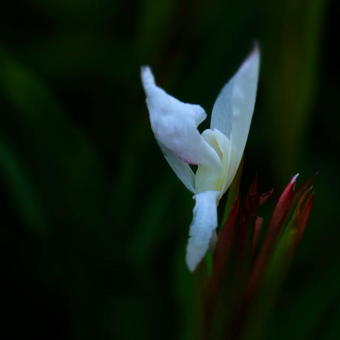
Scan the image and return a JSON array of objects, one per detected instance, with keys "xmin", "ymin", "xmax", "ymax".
[{"xmin": 291, "ymin": 173, "xmax": 299, "ymax": 183}]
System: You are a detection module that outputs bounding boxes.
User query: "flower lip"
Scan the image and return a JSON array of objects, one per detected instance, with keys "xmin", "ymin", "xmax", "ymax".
[{"xmin": 141, "ymin": 67, "xmax": 221, "ymax": 169}]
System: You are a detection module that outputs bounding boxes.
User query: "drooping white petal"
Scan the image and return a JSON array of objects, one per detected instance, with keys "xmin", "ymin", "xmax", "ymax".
[
  {"xmin": 186, "ymin": 190, "xmax": 220, "ymax": 271},
  {"xmin": 141, "ymin": 66, "xmax": 220, "ymax": 169},
  {"xmin": 159, "ymin": 142, "xmax": 195, "ymax": 193},
  {"xmin": 210, "ymin": 47, "xmax": 260, "ymax": 189}
]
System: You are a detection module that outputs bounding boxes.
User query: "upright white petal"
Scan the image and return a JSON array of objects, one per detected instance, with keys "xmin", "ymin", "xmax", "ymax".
[
  {"xmin": 211, "ymin": 47, "xmax": 260, "ymax": 190},
  {"xmin": 141, "ymin": 66, "xmax": 220, "ymax": 169},
  {"xmin": 186, "ymin": 190, "xmax": 220, "ymax": 271},
  {"xmin": 159, "ymin": 142, "xmax": 195, "ymax": 193}
]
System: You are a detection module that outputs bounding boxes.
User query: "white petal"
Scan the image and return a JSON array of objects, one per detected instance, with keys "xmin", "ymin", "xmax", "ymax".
[
  {"xmin": 159, "ymin": 142, "xmax": 195, "ymax": 193},
  {"xmin": 195, "ymin": 128, "xmax": 230, "ymax": 193},
  {"xmin": 141, "ymin": 66, "xmax": 220, "ymax": 168},
  {"xmin": 186, "ymin": 190, "xmax": 220, "ymax": 271},
  {"xmin": 210, "ymin": 46, "xmax": 260, "ymax": 190}
]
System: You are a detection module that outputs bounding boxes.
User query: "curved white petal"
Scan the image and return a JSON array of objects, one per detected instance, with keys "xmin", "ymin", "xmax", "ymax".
[
  {"xmin": 186, "ymin": 190, "xmax": 220, "ymax": 271},
  {"xmin": 211, "ymin": 47, "xmax": 260, "ymax": 189},
  {"xmin": 141, "ymin": 66, "xmax": 220, "ymax": 169},
  {"xmin": 159, "ymin": 142, "xmax": 195, "ymax": 193},
  {"xmin": 195, "ymin": 129, "xmax": 230, "ymax": 194}
]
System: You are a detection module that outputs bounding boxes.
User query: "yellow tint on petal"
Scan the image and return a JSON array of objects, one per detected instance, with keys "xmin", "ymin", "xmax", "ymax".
[{"xmin": 194, "ymin": 128, "xmax": 230, "ymax": 194}]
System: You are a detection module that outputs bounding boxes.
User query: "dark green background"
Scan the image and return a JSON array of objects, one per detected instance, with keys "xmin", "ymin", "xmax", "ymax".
[{"xmin": 0, "ymin": 0, "xmax": 338, "ymax": 339}]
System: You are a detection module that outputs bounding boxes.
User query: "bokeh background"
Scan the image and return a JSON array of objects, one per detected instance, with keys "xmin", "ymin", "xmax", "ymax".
[{"xmin": 0, "ymin": 0, "xmax": 339, "ymax": 339}]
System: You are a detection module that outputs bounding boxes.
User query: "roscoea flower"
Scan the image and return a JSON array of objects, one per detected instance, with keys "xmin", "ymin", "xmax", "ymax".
[{"xmin": 141, "ymin": 47, "xmax": 260, "ymax": 271}]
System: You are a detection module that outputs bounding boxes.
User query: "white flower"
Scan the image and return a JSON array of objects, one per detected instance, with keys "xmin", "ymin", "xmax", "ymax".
[{"xmin": 141, "ymin": 47, "xmax": 260, "ymax": 271}]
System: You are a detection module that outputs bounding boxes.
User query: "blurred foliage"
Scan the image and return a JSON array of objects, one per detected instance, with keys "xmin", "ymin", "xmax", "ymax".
[{"xmin": 0, "ymin": 0, "xmax": 339, "ymax": 339}]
